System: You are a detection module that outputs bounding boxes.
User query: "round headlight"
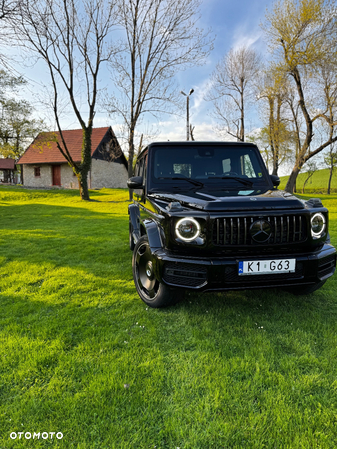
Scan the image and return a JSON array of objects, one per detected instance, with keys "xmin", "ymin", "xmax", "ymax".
[
  {"xmin": 311, "ymin": 213, "xmax": 326, "ymax": 238},
  {"xmin": 175, "ymin": 217, "xmax": 200, "ymax": 242}
]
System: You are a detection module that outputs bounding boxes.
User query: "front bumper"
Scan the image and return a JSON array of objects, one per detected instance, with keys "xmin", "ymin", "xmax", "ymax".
[{"xmin": 152, "ymin": 243, "xmax": 336, "ymax": 292}]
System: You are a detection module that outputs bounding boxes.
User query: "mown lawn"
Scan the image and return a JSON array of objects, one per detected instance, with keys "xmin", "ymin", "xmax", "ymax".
[
  {"xmin": 279, "ymin": 168, "xmax": 337, "ymax": 193},
  {"xmin": 0, "ymin": 186, "xmax": 337, "ymax": 449}
]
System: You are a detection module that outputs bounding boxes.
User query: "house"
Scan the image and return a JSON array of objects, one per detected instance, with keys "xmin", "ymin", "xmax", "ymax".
[
  {"xmin": 0, "ymin": 158, "xmax": 17, "ymax": 183},
  {"xmin": 18, "ymin": 127, "xmax": 128, "ymax": 189}
]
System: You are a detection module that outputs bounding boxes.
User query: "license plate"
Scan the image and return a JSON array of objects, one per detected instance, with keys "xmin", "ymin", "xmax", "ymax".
[{"xmin": 238, "ymin": 259, "xmax": 296, "ymax": 275}]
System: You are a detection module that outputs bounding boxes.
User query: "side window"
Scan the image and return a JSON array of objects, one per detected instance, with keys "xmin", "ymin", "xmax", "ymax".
[
  {"xmin": 143, "ymin": 155, "xmax": 147, "ymax": 186},
  {"xmin": 135, "ymin": 158, "xmax": 144, "ymax": 177},
  {"xmin": 241, "ymin": 154, "xmax": 256, "ymax": 178}
]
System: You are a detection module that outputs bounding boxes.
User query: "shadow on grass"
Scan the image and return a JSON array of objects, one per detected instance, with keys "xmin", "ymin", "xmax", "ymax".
[{"xmin": 0, "ymin": 202, "xmax": 130, "ymax": 280}]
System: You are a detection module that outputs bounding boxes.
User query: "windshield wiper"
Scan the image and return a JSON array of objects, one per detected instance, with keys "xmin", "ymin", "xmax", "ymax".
[
  {"xmin": 211, "ymin": 176, "xmax": 254, "ymax": 186},
  {"xmin": 158, "ymin": 177, "xmax": 204, "ymax": 187}
]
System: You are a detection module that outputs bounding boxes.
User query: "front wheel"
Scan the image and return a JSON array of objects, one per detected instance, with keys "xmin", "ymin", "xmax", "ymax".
[
  {"xmin": 284, "ymin": 280, "xmax": 327, "ymax": 295},
  {"xmin": 132, "ymin": 235, "xmax": 178, "ymax": 308}
]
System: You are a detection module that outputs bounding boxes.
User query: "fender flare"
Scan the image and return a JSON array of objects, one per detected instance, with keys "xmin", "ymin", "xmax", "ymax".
[
  {"xmin": 143, "ymin": 219, "xmax": 164, "ymax": 251},
  {"xmin": 128, "ymin": 204, "xmax": 141, "ymax": 243}
]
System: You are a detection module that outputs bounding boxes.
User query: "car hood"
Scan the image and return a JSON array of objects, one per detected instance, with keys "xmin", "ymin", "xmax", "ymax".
[{"xmin": 149, "ymin": 188, "xmax": 304, "ymax": 212}]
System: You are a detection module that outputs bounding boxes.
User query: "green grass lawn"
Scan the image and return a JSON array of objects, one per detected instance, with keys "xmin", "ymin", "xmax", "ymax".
[
  {"xmin": 1, "ymin": 186, "xmax": 337, "ymax": 449},
  {"xmin": 279, "ymin": 168, "xmax": 337, "ymax": 193}
]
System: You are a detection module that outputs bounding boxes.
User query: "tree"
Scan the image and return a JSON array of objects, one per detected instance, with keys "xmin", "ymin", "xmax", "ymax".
[
  {"xmin": 107, "ymin": 0, "xmax": 213, "ymax": 183},
  {"xmin": 257, "ymin": 66, "xmax": 294, "ymax": 175},
  {"xmin": 301, "ymin": 159, "xmax": 319, "ymax": 193},
  {"xmin": 263, "ymin": 0, "xmax": 337, "ymax": 193},
  {"xmin": 0, "ymin": 70, "xmax": 44, "ymax": 158},
  {"xmin": 324, "ymin": 143, "xmax": 337, "ymax": 194},
  {"xmin": 0, "ymin": 98, "xmax": 44, "ymax": 158},
  {"xmin": 0, "ymin": 0, "xmax": 20, "ymax": 19},
  {"xmin": 12, "ymin": 0, "xmax": 117, "ymax": 200},
  {"xmin": 0, "ymin": 69, "xmax": 24, "ymax": 102},
  {"xmin": 207, "ymin": 46, "xmax": 261, "ymax": 142},
  {"xmin": 0, "ymin": 1, "xmax": 22, "ymax": 65}
]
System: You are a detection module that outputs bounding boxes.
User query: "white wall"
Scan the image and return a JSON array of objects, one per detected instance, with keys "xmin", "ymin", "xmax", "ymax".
[
  {"xmin": 22, "ymin": 160, "xmax": 128, "ymax": 189},
  {"xmin": 91, "ymin": 159, "xmax": 128, "ymax": 189}
]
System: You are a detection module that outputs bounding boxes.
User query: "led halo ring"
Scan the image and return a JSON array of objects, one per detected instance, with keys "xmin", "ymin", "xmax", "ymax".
[
  {"xmin": 175, "ymin": 217, "xmax": 201, "ymax": 242},
  {"xmin": 311, "ymin": 212, "xmax": 326, "ymax": 238}
]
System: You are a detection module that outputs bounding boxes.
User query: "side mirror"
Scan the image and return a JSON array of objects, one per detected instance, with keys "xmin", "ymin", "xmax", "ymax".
[
  {"xmin": 270, "ymin": 174, "xmax": 280, "ymax": 187},
  {"xmin": 127, "ymin": 176, "xmax": 144, "ymax": 189}
]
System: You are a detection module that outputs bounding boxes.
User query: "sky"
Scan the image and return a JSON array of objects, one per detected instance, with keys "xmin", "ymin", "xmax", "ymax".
[
  {"xmin": 152, "ymin": 0, "xmax": 275, "ymax": 142},
  {"xmin": 9, "ymin": 0, "xmax": 277, "ymax": 148}
]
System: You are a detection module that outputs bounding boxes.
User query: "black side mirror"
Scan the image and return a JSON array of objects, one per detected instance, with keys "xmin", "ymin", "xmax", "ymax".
[
  {"xmin": 270, "ymin": 174, "xmax": 280, "ymax": 187},
  {"xmin": 127, "ymin": 176, "xmax": 144, "ymax": 189}
]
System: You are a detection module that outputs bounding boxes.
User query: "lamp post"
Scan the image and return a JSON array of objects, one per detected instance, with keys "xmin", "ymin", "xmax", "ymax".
[{"xmin": 180, "ymin": 89, "xmax": 194, "ymax": 141}]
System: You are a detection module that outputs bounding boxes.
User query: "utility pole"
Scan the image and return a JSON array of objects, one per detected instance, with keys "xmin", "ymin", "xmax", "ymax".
[{"xmin": 180, "ymin": 89, "xmax": 194, "ymax": 141}]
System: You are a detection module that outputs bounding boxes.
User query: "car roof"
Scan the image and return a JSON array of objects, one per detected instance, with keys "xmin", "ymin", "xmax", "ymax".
[{"xmin": 137, "ymin": 141, "xmax": 258, "ymax": 159}]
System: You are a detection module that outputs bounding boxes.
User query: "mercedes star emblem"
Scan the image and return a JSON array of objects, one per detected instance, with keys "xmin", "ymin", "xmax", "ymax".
[{"xmin": 250, "ymin": 220, "xmax": 272, "ymax": 243}]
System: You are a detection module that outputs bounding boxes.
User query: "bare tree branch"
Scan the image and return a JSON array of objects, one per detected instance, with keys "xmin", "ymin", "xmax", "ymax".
[{"xmin": 11, "ymin": 0, "xmax": 118, "ymax": 199}]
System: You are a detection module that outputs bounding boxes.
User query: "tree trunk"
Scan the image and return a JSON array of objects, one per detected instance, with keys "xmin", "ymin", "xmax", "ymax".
[
  {"xmin": 327, "ymin": 167, "xmax": 333, "ymax": 195},
  {"xmin": 285, "ymin": 165, "xmax": 301, "ymax": 193},
  {"xmin": 302, "ymin": 179, "xmax": 308, "ymax": 194},
  {"xmin": 77, "ymin": 172, "xmax": 90, "ymax": 201},
  {"xmin": 240, "ymin": 77, "xmax": 244, "ymax": 142},
  {"xmin": 78, "ymin": 126, "xmax": 92, "ymax": 201}
]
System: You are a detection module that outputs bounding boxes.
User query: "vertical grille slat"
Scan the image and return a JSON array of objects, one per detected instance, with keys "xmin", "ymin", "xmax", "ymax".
[
  {"xmin": 212, "ymin": 214, "xmax": 307, "ymax": 246},
  {"xmin": 224, "ymin": 218, "xmax": 226, "ymax": 245},
  {"xmin": 244, "ymin": 218, "xmax": 247, "ymax": 245}
]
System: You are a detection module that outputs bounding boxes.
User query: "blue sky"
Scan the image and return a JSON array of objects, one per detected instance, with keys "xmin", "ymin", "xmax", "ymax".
[
  {"xmin": 150, "ymin": 0, "xmax": 275, "ymax": 142},
  {"xmin": 14, "ymin": 0, "xmax": 276, "ymax": 145}
]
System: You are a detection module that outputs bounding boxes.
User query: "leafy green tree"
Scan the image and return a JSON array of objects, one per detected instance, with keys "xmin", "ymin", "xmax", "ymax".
[
  {"xmin": 0, "ymin": 70, "xmax": 44, "ymax": 159},
  {"xmin": 257, "ymin": 66, "xmax": 295, "ymax": 176},
  {"xmin": 262, "ymin": 0, "xmax": 337, "ymax": 193},
  {"xmin": 0, "ymin": 98, "xmax": 44, "ymax": 158}
]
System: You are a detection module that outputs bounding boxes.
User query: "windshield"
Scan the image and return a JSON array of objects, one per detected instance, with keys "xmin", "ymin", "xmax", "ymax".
[{"xmin": 150, "ymin": 145, "xmax": 268, "ymax": 191}]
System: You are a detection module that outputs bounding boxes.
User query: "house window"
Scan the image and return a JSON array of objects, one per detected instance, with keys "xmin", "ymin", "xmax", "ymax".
[{"xmin": 34, "ymin": 167, "xmax": 41, "ymax": 177}]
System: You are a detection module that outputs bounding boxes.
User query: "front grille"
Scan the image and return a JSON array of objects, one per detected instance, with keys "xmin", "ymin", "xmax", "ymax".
[
  {"xmin": 212, "ymin": 215, "xmax": 307, "ymax": 246},
  {"xmin": 163, "ymin": 262, "xmax": 207, "ymax": 287},
  {"xmin": 318, "ymin": 254, "xmax": 336, "ymax": 278}
]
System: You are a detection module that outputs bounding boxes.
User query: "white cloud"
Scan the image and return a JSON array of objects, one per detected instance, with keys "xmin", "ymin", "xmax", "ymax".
[{"xmin": 231, "ymin": 23, "xmax": 263, "ymax": 51}]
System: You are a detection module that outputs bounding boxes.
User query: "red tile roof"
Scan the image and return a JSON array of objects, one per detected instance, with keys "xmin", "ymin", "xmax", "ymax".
[
  {"xmin": 18, "ymin": 127, "xmax": 110, "ymax": 165},
  {"xmin": 0, "ymin": 158, "xmax": 16, "ymax": 170}
]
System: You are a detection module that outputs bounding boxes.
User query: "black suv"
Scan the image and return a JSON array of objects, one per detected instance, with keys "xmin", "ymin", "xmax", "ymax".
[{"xmin": 127, "ymin": 141, "xmax": 336, "ymax": 308}]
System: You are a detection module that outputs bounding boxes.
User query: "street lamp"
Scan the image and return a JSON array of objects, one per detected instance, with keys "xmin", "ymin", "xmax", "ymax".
[{"xmin": 180, "ymin": 88, "xmax": 194, "ymax": 141}]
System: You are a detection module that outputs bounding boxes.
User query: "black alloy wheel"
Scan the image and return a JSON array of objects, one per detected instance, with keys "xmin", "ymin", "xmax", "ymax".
[{"xmin": 132, "ymin": 235, "xmax": 177, "ymax": 308}]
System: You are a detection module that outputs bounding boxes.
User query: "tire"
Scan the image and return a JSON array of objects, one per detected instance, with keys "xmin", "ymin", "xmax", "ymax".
[
  {"xmin": 129, "ymin": 221, "xmax": 135, "ymax": 251},
  {"xmin": 285, "ymin": 280, "xmax": 327, "ymax": 296},
  {"xmin": 132, "ymin": 235, "xmax": 177, "ymax": 308}
]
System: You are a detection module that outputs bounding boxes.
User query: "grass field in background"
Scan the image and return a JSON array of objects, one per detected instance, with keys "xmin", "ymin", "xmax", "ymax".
[
  {"xmin": 0, "ymin": 186, "xmax": 337, "ymax": 448},
  {"xmin": 279, "ymin": 168, "xmax": 337, "ymax": 193}
]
